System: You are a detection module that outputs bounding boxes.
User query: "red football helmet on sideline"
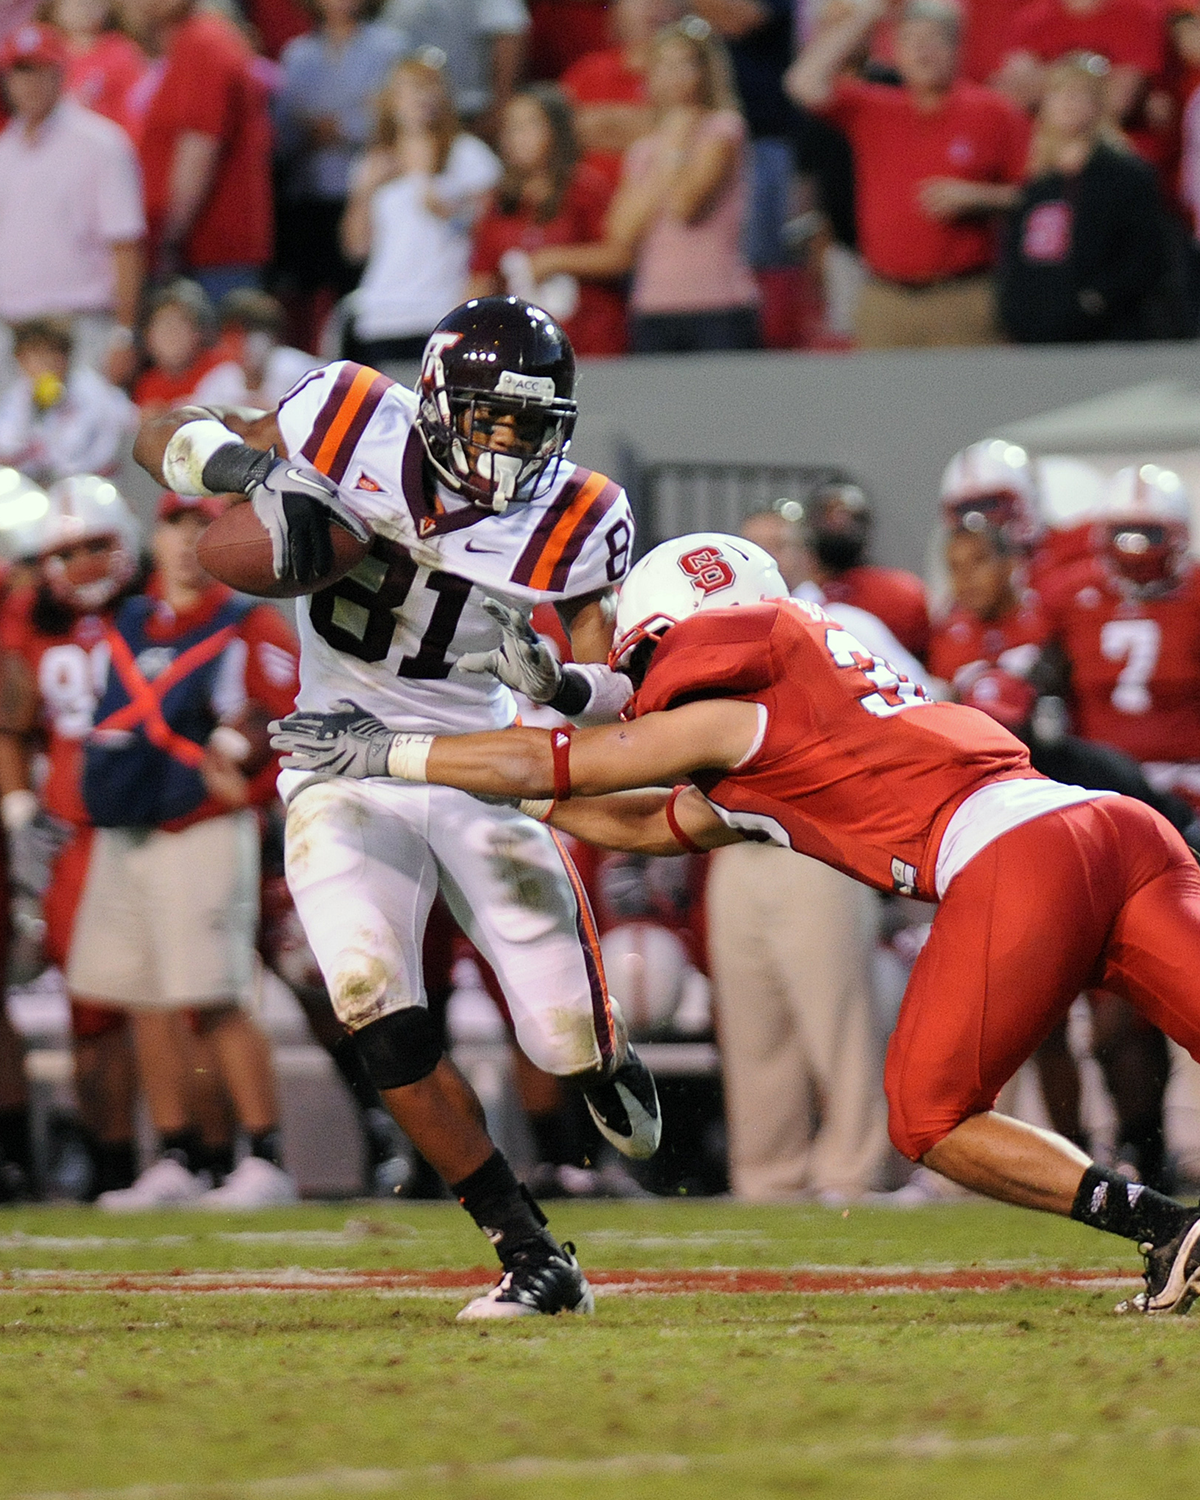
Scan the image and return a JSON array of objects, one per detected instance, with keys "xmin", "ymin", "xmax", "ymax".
[
  {"xmin": 40, "ymin": 475, "xmax": 141, "ymax": 613},
  {"xmin": 1096, "ymin": 464, "xmax": 1191, "ymax": 595},
  {"xmin": 939, "ymin": 440, "xmax": 1041, "ymax": 550}
]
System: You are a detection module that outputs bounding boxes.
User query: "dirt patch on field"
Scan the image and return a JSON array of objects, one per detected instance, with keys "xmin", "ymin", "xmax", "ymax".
[{"xmin": 0, "ymin": 1266, "xmax": 1141, "ymax": 1295}]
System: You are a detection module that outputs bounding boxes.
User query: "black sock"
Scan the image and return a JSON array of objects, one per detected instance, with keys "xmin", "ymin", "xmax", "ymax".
[
  {"xmin": 94, "ymin": 1140, "xmax": 136, "ymax": 1195},
  {"xmin": 451, "ymin": 1150, "xmax": 552, "ymax": 1265},
  {"xmin": 0, "ymin": 1106, "xmax": 32, "ymax": 1178},
  {"xmin": 198, "ymin": 1142, "xmax": 235, "ymax": 1183},
  {"xmin": 1070, "ymin": 1164, "xmax": 1193, "ymax": 1246},
  {"xmin": 249, "ymin": 1129, "xmax": 283, "ymax": 1167},
  {"xmin": 331, "ymin": 1034, "xmax": 385, "ymax": 1115},
  {"xmin": 1116, "ymin": 1117, "xmax": 1169, "ymax": 1193},
  {"xmin": 160, "ymin": 1129, "xmax": 202, "ymax": 1175}
]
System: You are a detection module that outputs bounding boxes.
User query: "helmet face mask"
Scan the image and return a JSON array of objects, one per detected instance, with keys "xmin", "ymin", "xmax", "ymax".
[
  {"xmin": 940, "ymin": 441, "xmax": 1041, "ymax": 551},
  {"xmin": 417, "ymin": 297, "xmax": 578, "ymax": 513},
  {"xmin": 1097, "ymin": 464, "xmax": 1191, "ymax": 597},
  {"xmin": 38, "ymin": 475, "xmax": 141, "ymax": 613}
]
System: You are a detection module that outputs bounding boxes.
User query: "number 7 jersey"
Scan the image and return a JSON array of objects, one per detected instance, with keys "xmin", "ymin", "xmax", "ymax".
[{"xmin": 274, "ymin": 361, "xmax": 634, "ymax": 736}]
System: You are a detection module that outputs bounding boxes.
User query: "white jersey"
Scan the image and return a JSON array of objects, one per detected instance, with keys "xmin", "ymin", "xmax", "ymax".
[{"xmin": 275, "ymin": 360, "xmax": 634, "ymax": 741}]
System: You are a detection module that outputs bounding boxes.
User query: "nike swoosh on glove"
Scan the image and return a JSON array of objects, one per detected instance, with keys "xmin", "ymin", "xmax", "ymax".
[
  {"xmin": 457, "ymin": 598, "xmax": 562, "ymax": 702},
  {"xmin": 269, "ymin": 699, "xmax": 395, "ymax": 778},
  {"xmin": 251, "ymin": 460, "xmax": 370, "ymax": 583}
]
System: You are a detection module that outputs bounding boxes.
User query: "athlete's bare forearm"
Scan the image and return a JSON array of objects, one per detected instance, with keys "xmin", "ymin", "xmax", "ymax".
[
  {"xmin": 546, "ymin": 788, "xmax": 738, "ymax": 855},
  {"xmin": 133, "ymin": 407, "xmax": 283, "ymax": 487}
]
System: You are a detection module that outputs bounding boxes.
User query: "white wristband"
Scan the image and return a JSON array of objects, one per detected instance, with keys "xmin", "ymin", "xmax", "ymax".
[
  {"xmin": 570, "ymin": 663, "xmax": 634, "ymax": 725},
  {"xmin": 162, "ymin": 419, "xmax": 242, "ymax": 497},
  {"xmin": 517, "ymin": 797, "xmax": 555, "ymax": 822},
  {"xmin": 2, "ymin": 789, "xmax": 38, "ymax": 831},
  {"xmin": 386, "ymin": 733, "xmax": 434, "ymax": 782}
]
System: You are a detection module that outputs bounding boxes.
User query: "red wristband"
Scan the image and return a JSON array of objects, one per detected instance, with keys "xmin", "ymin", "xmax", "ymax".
[
  {"xmin": 665, "ymin": 784, "xmax": 703, "ymax": 853},
  {"xmin": 550, "ymin": 727, "xmax": 573, "ymax": 801}
]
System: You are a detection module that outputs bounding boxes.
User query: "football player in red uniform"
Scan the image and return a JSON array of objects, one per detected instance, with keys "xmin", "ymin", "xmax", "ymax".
[
  {"xmin": 0, "ymin": 474, "xmax": 144, "ymax": 1196},
  {"xmin": 1045, "ymin": 464, "xmax": 1200, "ymax": 806},
  {"xmin": 802, "ymin": 480, "xmax": 931, "ymax": 660},
  {"xmin": 275, "ymin": 531, "xmax": 1200, "ymax": 1315}
]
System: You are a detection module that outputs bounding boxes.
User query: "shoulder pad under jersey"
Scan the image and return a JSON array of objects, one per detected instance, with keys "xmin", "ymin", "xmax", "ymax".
[
  {"xmin": 633, "ymin": 604, "xmax": 781, "ymax": 717},
  {"xmin": 276, "ymin": 360, "xmax": 407, "ymax": 487}
]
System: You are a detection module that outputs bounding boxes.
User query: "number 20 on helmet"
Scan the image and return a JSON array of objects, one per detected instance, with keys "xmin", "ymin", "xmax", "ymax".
[{"xmin": 609, "ymin": 532, "xmax": 789, "ymax": 676}]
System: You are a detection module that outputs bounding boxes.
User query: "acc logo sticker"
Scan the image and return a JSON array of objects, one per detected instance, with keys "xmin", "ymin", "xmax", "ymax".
[{"xmin": 678, "ymin": 545, "xmax": 736, "ymax": 597}]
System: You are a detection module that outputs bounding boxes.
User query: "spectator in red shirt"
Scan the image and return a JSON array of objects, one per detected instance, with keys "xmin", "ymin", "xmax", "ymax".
[
  {"xmin": 787, "ymin": 0, "xmax": 1029, "ymax": 348},
  {"xmin": 468, "ymin": 84, "xmax": 628, "ymax": 356},
  {"xmin": 114, "ymin": 0, "xmax": 273, "ymax": 299},
  {"xmin": 131, "ymin": 280, "xmax": 226, "ymax": 412},
  {"xmin": 48, "ymin": 0, "xmax": 146, "ymax": 132},
  {"xmin": 559, "ymin": 0, "xmax": 684, "ymax": 189},
  {"xmin": 995, "ymin": 0, "xmax": 1167, "ymax": 125},
  {"xmin": 802, "ymin": 481, "xmax": 932, "ymax": 661}
]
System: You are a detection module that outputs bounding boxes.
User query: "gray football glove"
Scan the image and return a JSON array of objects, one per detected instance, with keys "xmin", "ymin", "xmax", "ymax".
[
  {"xmin": 269, "ymin": 700, "xmax": 395, "ymax": 778},
  {"xmin": 457, "ymin": 598, "xmax": 562, "ymax": 702},
  {"xmin": 250, "ymin": 459, "xmax": 371, "ymax": 584},
  {"xmin": 9, "ymin": 808, "xmax": 73, "ymax": 897}
]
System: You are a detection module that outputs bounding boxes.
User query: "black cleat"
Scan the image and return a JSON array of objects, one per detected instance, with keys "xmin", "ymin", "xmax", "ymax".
[
  {"xmin": 581, "ymin": 1046, "xmax": 661, "ymax": 1160},
  {"xmin": 456, "ymin": 1237, "xmax": 595, "ymax": 1321},
  {"xmin": 1116, "ymin": 1211, "xmax": 1200, "ymax": 1314}
]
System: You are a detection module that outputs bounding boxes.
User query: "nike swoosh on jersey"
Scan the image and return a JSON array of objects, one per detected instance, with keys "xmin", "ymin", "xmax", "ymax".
[{"xmin": 463, "ymin": 539, "xmax": 504, "ymax": 555}]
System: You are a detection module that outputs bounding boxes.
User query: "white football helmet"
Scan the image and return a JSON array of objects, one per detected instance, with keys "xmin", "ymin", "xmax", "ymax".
[
  {"xmin": 609, "ymin": 532, "xmax": 788, "ymax": 672},
  {"xmin": 40, "ymin": 475, "xmax": 142, "ymax": 612},
  {"xmin": 1097, "ymin": 463, "xmax": 1191, "ymax": 593},
  {"xmin": 1035, "ymin": 455, "xmax": 1107, "ymax": 531},
  {"xmin": 940, "ymin": 440, "xmax": 1041, "ymax": 549},
  {"xmin": 0, "ymin": 468, "xmax": 54, "ymax": 562}
]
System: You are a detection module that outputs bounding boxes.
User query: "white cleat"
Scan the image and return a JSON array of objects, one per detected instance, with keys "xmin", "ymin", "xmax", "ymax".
[
  {"xmin": 197, "ymin": 1156, "xmax": 299, "ymax": 1209},
  {"xmin": 96, "ymin": 1156, "xmax": 208, "ymax": 1212}
]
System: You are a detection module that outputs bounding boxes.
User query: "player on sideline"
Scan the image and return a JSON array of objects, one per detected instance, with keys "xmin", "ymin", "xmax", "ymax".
[
  {"xmin": 133, "ymin": 296, "xmax": 659, "ymax": 1321},
  {"xmin": 275, "ymin": 532, "xmax": 1200, "ymax": 1315}
]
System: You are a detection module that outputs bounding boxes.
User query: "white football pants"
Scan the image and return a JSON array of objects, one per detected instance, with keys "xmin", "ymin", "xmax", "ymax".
[{"xmin": 284, "ymin": 777, "xmax": 615, "ymax": 1078}]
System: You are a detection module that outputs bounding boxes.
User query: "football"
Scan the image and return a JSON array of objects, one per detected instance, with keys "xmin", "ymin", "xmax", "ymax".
[{"xmin": 196, "ymin": 499, "xmax": 369, "ymax": 599}]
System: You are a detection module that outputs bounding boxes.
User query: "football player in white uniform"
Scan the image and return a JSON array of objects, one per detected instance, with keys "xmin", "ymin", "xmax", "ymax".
[{"xmin": 134, "ymin": 297, "xmax": 659, "ymax": 1319}]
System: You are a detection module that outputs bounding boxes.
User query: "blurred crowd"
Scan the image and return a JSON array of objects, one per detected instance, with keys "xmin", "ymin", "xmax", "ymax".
[{"xmin": 0, "ymin": 0, "xmax": 1199, "ymax": 419}]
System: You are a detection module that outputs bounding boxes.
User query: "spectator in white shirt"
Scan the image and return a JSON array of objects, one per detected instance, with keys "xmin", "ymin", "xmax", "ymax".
[
  {"xmin": 192, "ymin": 290, "xmax": 320, "ymax": 411},
  {"xmin": 340, "ymin": 54, "xmax": 501, "ymax": 362},
  {"xmin": 0, "ymin": 23, "xmax": 144, "ymax": 382},
  {"xmin": 0, "ymin": 318, "xmax": 137, "ymax": 483}
]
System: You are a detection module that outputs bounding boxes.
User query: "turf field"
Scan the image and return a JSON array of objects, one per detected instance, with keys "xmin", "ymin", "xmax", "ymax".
[{"xmin": 1, "ymin": 1198, "xmax": 1198, "ymax": 1500}]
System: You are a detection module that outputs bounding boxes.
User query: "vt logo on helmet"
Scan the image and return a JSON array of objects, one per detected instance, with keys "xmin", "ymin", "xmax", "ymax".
[
  {"xmin": 609, "ymin": 533, "xmax": 788, "ymax": 682},
  {"xmin": 416, "ymin": 296, "xmax": 578, "ymax": 514}
]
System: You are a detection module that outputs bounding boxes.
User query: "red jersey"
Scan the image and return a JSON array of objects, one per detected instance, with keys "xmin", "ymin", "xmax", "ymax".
[
  {"xmin": 820, "ymin": 79, "xmax": 1029, "ymax": 284},
  {"xmin": 819, "ymin": 564, "xmax": 931, "ymax": 661},
  {"xmin": 929, "ymin": 591, "xmax": 1049, "ymax": 691},
  {"xmin": 65, "ymin": 31, "xmax": 146, "ymax": 133},
  {"xmin": 469, "ymin": 166, "xmax": 627, "ymax": 357},
  {"xmin": 1, "ymin": 591, "xmax": 113, "ymax": 827},
  {"xmin": 1046, "ymin": 561, "xmax": 1200, "ymax": 763},
  {"xmin": 1007, "ymin": 0, "xmax": 1166, "ymax": 73},
  {"xmin": 633, "ymin": 599, "xmax": 1033, "ymax": 901},
  {"xmin": 133, "ymin": 12, "xmax": 272, "ymax": 269}
]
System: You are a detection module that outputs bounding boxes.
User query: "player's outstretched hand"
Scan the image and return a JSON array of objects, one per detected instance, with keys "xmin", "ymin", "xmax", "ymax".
[
  {"xmin": 251, "ymin": 459, "xmax": 370, "ymax": 584},
  {"xmin": 269, "ymin": 700, "xmax": 395, "ymax": 778},
  {"xmin": 457, "ymin": 597, "xmax": 562, "ymax": 702}
]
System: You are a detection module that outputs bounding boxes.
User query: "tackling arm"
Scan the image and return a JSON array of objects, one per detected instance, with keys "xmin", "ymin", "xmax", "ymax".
[{"xmin": 546, "ymin": 785, "xmax": 741, "ymax": 855}]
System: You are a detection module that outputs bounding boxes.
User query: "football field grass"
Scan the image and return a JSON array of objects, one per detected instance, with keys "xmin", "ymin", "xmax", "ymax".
[{"xmin": 2, "ymin": 1198, "xmax": 1199, "ymax": 1500}]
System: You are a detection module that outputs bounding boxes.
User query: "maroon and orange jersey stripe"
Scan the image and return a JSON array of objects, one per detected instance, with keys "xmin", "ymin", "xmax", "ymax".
[
  {"xmin": 510, "ymin": 469, "xmax": 622, "ymax": 594},
  {"xmin": 300, "ymin": 363, "xmax": 395, "ymax": 485}
]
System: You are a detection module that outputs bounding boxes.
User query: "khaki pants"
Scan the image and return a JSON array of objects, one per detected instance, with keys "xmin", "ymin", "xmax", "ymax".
[
  {"xmin": 707, "ymin": 844, "xmax": 888, "ymax": 1200},
  {"xmin": 854, "ymin": 273, "xmax": 999, "ymax": 348}
]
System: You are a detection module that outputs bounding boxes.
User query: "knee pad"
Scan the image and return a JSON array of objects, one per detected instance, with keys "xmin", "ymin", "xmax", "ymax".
[{"xmin": 353, "ymin": 1007, "xmax": 443, "ymax": 1090}]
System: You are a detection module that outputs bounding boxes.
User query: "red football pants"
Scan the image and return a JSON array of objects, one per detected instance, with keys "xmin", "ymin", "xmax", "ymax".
[{"xmin": 885, "ymin": 796, "xmax": 1200, "ymax": 1160}]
